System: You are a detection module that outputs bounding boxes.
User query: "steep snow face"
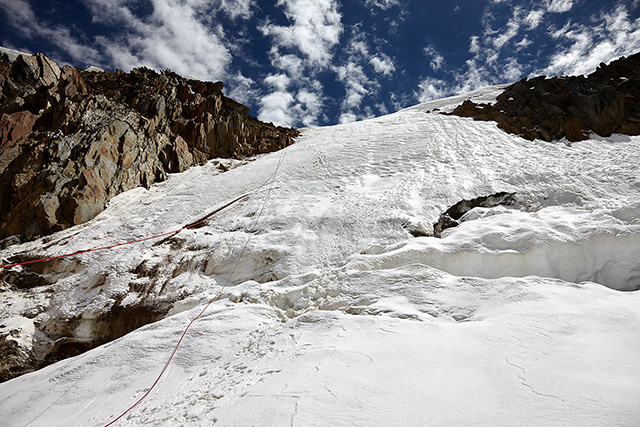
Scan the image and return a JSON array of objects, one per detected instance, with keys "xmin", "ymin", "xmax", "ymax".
[{"xmin": 1, "ymin": 86, "xmax": 639, "ymax": 426}]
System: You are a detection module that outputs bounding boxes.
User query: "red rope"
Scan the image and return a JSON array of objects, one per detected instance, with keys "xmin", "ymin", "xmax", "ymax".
[
  {"xmin": 0, "ymin": 201, "xmax": 244, "ymax": 269},
  {"xmin": 102, "ymin": 147, "xmax": 288, "ymax": 426},
  {"xmin": 1, "ymin": 155, "xmax": 285, "ymax": 270}
]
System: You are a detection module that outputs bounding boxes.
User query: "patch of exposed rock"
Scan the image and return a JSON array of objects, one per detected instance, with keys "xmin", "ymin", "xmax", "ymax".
[
  {"xmin": 433, "ymin": 192, "xmax": 517, "ymax": 238},
  {"xmin": 450, "ymin": 52, "xmax": 640, "ymax": 142},
  {"xmin": 0, "ymin": 51, "xmax": 298, "ymax": 241}
]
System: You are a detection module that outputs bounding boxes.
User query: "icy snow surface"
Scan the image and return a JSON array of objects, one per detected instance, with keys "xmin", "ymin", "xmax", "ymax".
[{"xmin": 1, "ymin": 86, "xmax": 640, "ymax": 426}]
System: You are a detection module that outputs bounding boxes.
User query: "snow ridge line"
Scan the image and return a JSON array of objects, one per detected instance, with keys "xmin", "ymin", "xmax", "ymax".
[
  {"xmin": 0, "ymin": 154, "xmax": 286, "ymax": 270},
  {"xmin": 102, "ymin": 146, "xmax": 288, "ymax": 427}
]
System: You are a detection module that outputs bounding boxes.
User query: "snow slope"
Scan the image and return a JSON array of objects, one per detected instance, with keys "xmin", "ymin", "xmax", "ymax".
[{"xmin": 1, "ymin": 86, "xmax": 639, "ymax": 426}]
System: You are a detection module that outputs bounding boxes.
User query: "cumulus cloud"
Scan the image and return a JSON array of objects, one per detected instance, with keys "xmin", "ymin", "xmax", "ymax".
[
  {"xmin": 469, "ymin": 36, "xmax": 481, "ymax": 54},
  {"xmin": 332, "ymin": 25, "xmax": 390, "ymax": 122},
  {"xmin": 516, "ymin": 36, "xmax": 532, "ymax": 50},
  {"xmin": 423, "ymin": 45, "xmax": 445, "ymax": 71},
  {"xmin": 422, "ymin": 4, "xmax": 528, "ymax": 102},
  {"xmin": 257, "ymin": 0, "xmax": 343, "ymax": 126},
  {"xmin": 226, "ymin": 73, "xmax": 259, "ymax": 106},
  {"xmin": 416, "ymin": 77, "xmax": 447, "ymax": 103},
  {"xmin": 439, "ymin": 0, "xmax": 640, "ymax": 108},
  {"xmin": 265, "ymin": 74, "xmax": 291, "ymax": 91},
  {"xmin": 363, "ymin": 0, "xmax": 401, "ymax": 11},
  {"xmin": 524, "ymin": 10, "xmax": 545, "ymax": 29},
  {"xmin": 503, "ymin": 58, "xmax": 524, "ymax": 81},
  {"xmin": 261, "ymin": 0, "xmax": 342, "ymax": 68},
  {"xmin": 337, "ymin": 62, "xmax": 372, "ymax": 109},
  {"xmin": 1, "ymin": 0, "xmax": 244, "ymax": 80},
  {"xmin": 0, "ymin": 0, "xmax": 36, "ymax": 36},
  {"xmin": 370, "ymin": 54, "xmax": 396, "ymax": 76},
  {"xmin": 91, "ymin": 0, "xmax": 233, "ymax": 79},
  {"xmin": 338, "ymin": 111, "xmax": 358, "ymax": 124},
  {"xmin": 547, "ymin": 0, "xmax": 574, "ymax": 13},
  {"xmin": 490, "ymin": 8, "xmax": 523, "ymax": 50},
  {"xmin": 414, "ymin": 58, "xmax": 493, "ymax": 105},
  {"xmin": 453, "ymin": 60, "xmax": 493, "ymax": 94},
  {"xmin": 0, "ymin": 0, "xmax": 101, "ymax": 64},
  {"xmin": 543, "ymin": 4, "xmax": 640, "ymax": 76},
  {"xmin": 83, "ymin": 0, "xmax": 255, "ymax": 23},
  {"xmin": 216, "ymin": 0, "xmax": 255, "ymax": 20},
  {"xmin": 295, "ymin": 89, "xmax": 324, "ymax": 127},
  {"xmin": 258, "ymin": 90, "xmax": 296, "ymax": 127}
]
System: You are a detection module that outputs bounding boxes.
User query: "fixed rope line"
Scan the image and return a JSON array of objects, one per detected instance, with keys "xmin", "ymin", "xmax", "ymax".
[
  {"xmin": 102, "ymin": 146, "xmax": 288, "ymax": 426},
  {"xmin": 0, "ymin": 154, "xmax": 286, "ymax": 270}
]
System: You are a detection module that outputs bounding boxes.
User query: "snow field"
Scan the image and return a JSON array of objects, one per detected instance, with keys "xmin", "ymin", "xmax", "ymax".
[
  {"xmin": 2, "ymin": 271, "xmax": 639, "ymax": 426},
  {"xmin": 1, "ymin": 85, "xmax": 640, "ymax": 425}
]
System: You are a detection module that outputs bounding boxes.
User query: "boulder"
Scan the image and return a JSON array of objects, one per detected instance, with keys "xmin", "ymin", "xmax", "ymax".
[{"xmin": 12, "ymin": 53, "xmax": 61, "ymax": 88}]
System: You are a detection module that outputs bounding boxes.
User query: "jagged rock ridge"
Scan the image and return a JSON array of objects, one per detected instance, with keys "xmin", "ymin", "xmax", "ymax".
[
  {"xmin": 0, "ymin": 52, "xmax": 298, "ymax": 241},
  {"xmin": 450, "ymin": 52, "xmax": 640, "ymax": 142}
]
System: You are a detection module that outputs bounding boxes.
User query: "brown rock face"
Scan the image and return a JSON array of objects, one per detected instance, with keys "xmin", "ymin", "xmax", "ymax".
[
  {"xmin": 449, "ymin": 52, "xmax": 640, "ymax": 142},
  {"xmin": 0, "ymin": 52, "xmax": 298, "ymax": 241},
  {"xmin": 0, "ymin": 110, "xmax": 37, "ymax": 149}
]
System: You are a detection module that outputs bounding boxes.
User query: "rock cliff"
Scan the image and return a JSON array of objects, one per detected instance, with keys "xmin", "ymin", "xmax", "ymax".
[
  {"xmin": 450, "ymin": 52, "xmax": 640, "ymax": 142},
  {"xmin": 0, "ymin": 52, "xmax": 298, "ymax": 242}
]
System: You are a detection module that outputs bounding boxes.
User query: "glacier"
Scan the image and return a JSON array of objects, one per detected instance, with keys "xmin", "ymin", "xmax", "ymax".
[{"xmin": 0, "ymin": 86, "xmax": 639, "ymax": 426}]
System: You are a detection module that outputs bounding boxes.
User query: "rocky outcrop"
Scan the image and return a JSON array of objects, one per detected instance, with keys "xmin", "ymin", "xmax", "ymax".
[
  {"xmin": 433, "ymin": 192, "xmax": 517, "ymax": 237},
  {"xmin": 450, "ymin": 52, "xmax": 640, "ymax": 142},
  {"xmin": 0, "ymin": 52, "xmax": 298, "ymax": 241}
]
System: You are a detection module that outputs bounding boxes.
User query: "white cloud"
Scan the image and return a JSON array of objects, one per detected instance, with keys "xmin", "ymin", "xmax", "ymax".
[
  {"xmin": 542, "ymin": 5, "xmax": 640, "ymax": 76},
  {"xmin": 453, "ymin": 60, "xmax": 492, "ymax": 94},
  {"xmin": 257, "ymin": 90, "xmax": 296, "ymax": 127},
  {"xmin": 524, "ymin": 10, "xmax": 545, "ymax": 29},
  {"xmin": 257, "ymin": 0, "xmax": 343, "ymax": 125},
  {"xmin": 375, "ymin": 102, "xmax": 389, "ymax": 115},
  {"xmin": 265, "ymin": 74, "xmax": 291, "ymax": 91},
  {"xmin": 370, "ymin": 54, "xmax": 396, "ymax": 76},
  {"xmin": 2, "ymin": 0, "xmax": 239, "ymax": 80},
  {"xmin": 351, "ymin": 40, "xmax": 369, "ymax": 57},
  {"xmin": 336, "ymin": 62, "xmax": 371, "ymax": 110},
  {"xmin": 416, "ymin": 77, "xmax": 447, "ymax": 103},
  {"xmin": 226, "ymin": 73, "xmax": 258, "ymax": 106},
  {"xmin": 363, "ymin": 0, "xmax": 401, "ymax": 11},
  {"xmin": 83, "ymin": 0, "xmax": 255, "ymax": 23},
  {"xmin": 491, "ymin": 8, "xmax": 522, "ymax": 49},
  {"xmin": 296, "ymin": 89, "xmax": 324, "ymax": 127},
  {"xmin": 331, "ymin": 25, "xmax": 385, "ymax": 123},
  {"xmin": 216, "ymin": 0, "xmax": 255, "ymax": 20},
  {"xmin": 261, "ymin": 0, "xmax": 342, "ymax": 69},
  {"xmin": 103, "ymin": 0, "xmax": 232, "ymax": 79},
  {"xmin": 423, "ymin": 45, "xmax": 445, "ymax": 71},
  {"xmin": 503, "ymin": 58, "xmax": 523, "ymax": 81},
  {"xmin": 515, "ymin": 36, "xmax": 532, "ymax": 50},
  {"xmin": 269, "ymin": 51, "xmax": 305, "ymax": 79},
  {"xmin": 414, "ymin": 58, "xmax": 493, "ymax": 105},
  {"xmin": 338, "ymin": 111, "xmax": 357, "ymax": 124},
  {"xmin": 547, "ymin": 0, "xmax": 574, "ymax": 13},
  {"xmin": 469, "ymin": 36, "xmax": 481, "ymax": 54},
  {"xmin": 0, "ymin": 0, "xmax": 36, "ymax": 36},
  {"xmin": 0, "ymin": 0, "xmax": 101, "ymax": 64}
]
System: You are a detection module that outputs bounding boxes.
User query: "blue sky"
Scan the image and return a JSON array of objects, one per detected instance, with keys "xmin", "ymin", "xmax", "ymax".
[{"xmin": 1, "ymin": 0, "xmax": 639, "ymax": 127}]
